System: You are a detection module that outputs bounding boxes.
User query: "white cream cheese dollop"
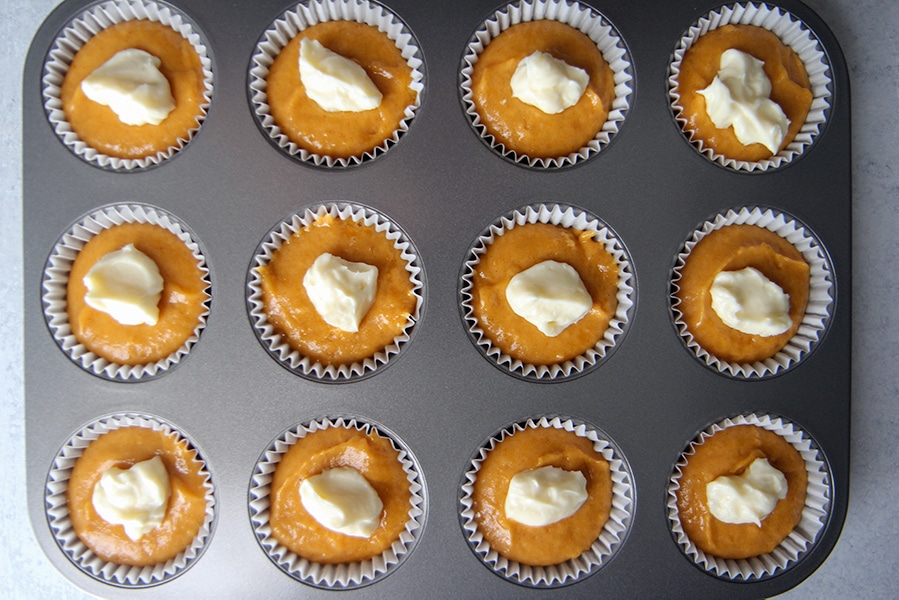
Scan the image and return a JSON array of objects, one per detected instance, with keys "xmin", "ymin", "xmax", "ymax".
[
  {"xmin": 706, "ymin": 457, "xmax": 788, "ymax": 526},
  {"xmin": 510, "ymin": 50, "xmax": 589, "ymax": 114},
  {"xmin": 504, "ymin": 465, "xmax": 588, "ymax": 527},
  {"xmin": 697, "ymin": 48, "xmax": 790, "ymax": 154},
  {"xmin": 92, "ymin": 455, "xmax": 171, "ymax": 541},
  {"xmin": 299, "ymin": 38, "xmax": 382, "ymax": 112},
  {"xmin": 505, "ymin": 260, "xmax": 592, "ymax": 337},
  {"xmin": 83, "ymin": 243, "xmax": 164, "ymax": 327},
  {"xmin": 299, "ymin": 467, "xmax": 383, "ymax": 538},
  {"xmin": 303, "ymin": 252, "xmax": 378, "ymax": 333},
  {"xmin": 710, "ymin": 266, "xmax": 792, "ymax": 336},
  {"xmin": 80, "ymin": 48, "xmax": 176, "ymax": 126}
]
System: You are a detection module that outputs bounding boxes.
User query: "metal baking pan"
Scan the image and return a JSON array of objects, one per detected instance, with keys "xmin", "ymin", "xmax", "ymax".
[{"xmin": 24, "ymin": 0, "xmax": 850, "ymax": 596}]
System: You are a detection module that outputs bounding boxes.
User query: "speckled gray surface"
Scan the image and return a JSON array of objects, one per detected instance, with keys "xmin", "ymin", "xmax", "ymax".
[{"xmin": 2, "ymin": 0, "xmax": 897, "ymax": 597}]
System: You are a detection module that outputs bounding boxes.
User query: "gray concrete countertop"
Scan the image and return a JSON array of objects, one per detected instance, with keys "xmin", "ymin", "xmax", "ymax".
[{"xmin": 2, "ymin": 0, "xmax": 896, "ymax": 597}]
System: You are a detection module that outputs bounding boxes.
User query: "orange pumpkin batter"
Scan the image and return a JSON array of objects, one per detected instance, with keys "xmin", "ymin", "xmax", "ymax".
[
  {"xmin": 470, "ymin": 222, "xmax": 619, "ymax": 365},
  {"xmin": 266, "ymin": 21, "xmax": 416, "ymax": 159},
  {"xmin": 269, "ymin": 426, "xmax": 411, "ymax": 564},
  {"xmin": 66, "ymin": 222, "xmax": 209, "ymax": 366},
  {"xmin": 258, "ymin": 214, "xmax": 416, "ymax": 366},
  {"xmin": 675, "ymin": 224, "xmax": 809, "ymax": 364},
  {"xmin": 676, "ymin": 24, "xmax": 813, "ymax": 162},
  {"xmin": 676, "ymin": 425, "xmax": 807, "ymax": 559},
  {"xmin": 472, "ymin": 426, "xmax": 612, "ymax": 566},
  {"xmin": 67, "ymin": 426, "xmax": 209, "ymax": 566},
  {"xmin": 60, "ymin": 20, "xmax": 206, "ymax": 160},
  {"xmin": 470, "ymin": 20, "xmax": 615, "ymax": 159}
]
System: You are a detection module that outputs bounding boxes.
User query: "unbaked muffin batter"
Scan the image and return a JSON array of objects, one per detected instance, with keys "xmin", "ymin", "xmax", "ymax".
[
  {"xmin": 266, "ymin": 21, "xmax": 416, "ymax": 159},
  {"xmin": 60, "ymin": 20, "xmax": 206, "ymax": 159},
  {"xmin": 269, "ymin": 426, "xmax": 411, "ymax": 564},
  {"xmin": 470, "ymin": 20, "xmax": 615, "ymax": 159},
  {"xmin": 67, "ymin": 426, "xmax": 209, "ymax": 566},
  {"xmin": 258, "ymin": 214, "xmax": 416, "ymax": 366},
  {"xmin": 67, "ymin": 222, "xmax": 209, "ymax": 366},
  {"xmin": 472, "ymin": 425, "xmax": 612, "ymax": 566},
  {"xmin": 470, "ymin": 222, "xmax": 619, "ymax": 365},
  {"xmin": 676, "ymin": 424, "xmax": 807, "ymax": 559},
  {"xmin": 675, "ymin": 224, "xmax": 809, "ymax": 364},
  {"xmin": 675, "ymin": 24, "xmax": 812, "ymax": 162}
]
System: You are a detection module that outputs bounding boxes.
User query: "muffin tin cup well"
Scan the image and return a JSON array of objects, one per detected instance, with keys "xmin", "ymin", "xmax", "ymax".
[
  {"xmin": 669, "ymin": 205, "xmax": 835, "ymax": 379},
  {"xmin": 248, "ymin": 0, "xmax": 425, "ymax": 168},
  {"xmin": 668, "ymin": 1, "xmax": 832, "ymax": 173},
  {"xmin": 459, "ymin": 415, "xmax": 635, "ymax": 588},
  {"xmin": 45, "ymin": 412, "xmax": 217, "ymax": 588},
  {"xmin": 246, "ymin": 202, "xmax": 424, "ymax": 383},
  {"xmin": 248, "ymin": 415, "xmax": 428, "ymax": 590},
  {"xmin": 460, "ymin": 203, "xmax": 636, "ymax": 382},
  {"xmin": 41, "ymin": 0, "xmax": 214, "ymax": 172},
  {"xmin": 459, "ymin": 0, "xmax": 633, "ymax": 169},
  {"xmin": 41, "ymin": 203, "xmax": 212, "ymax": 382},
  {"xmin": 666, "ymin": 413, "xmax": 832, "ymax": 581}
]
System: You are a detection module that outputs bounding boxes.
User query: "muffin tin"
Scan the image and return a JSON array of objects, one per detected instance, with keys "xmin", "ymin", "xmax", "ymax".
[{"xmin": 24, "ymin": 0, "xmax": 850, "ymax": 597}]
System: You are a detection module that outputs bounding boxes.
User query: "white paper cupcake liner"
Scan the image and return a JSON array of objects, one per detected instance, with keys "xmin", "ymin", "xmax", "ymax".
[
  {"xmin": 247, "ymin": 202, "xmax": 424, "ymax": 382},
  {"xmin": 248, "ymin": 0, "xmax": 424, "ymax": 168},
  {"xmin": 42, "ymin": 0, "xmax": 214, "ymax": 171},
  {"xmin": 670, "ymin": 206, "xmax": 834, "ymax": 379},
  {"xmin": 42, "ymin": 203, "xmax": 212, "ymax": 382},
  {"xmin": 460, "ymin": 203, "xmax": 635, "ymax": 381},
  {"xmin": 460, "ymin": 0, "xmax": 633, "ymax": 169},
  {"xmin": 459, "ymin": 415, "xmax": 634, "ymax": 588},
  {"xmin": 248, "ymin": 415, "xmax": 427, "ymax": 590},
  {"xmin": 45, "ymin": 412, "xmax": 217, "ymax": 588},
  {"xmin": 667, "ymin": 413, "xmax": 831, "ymax": 580},
  {"xmin": 668, "ymin": 2, "xmax": 832, "ymax": 172}
]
